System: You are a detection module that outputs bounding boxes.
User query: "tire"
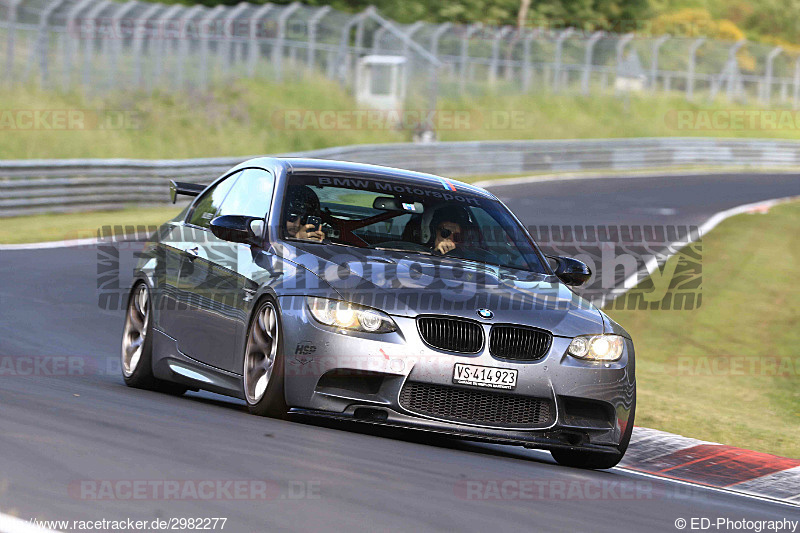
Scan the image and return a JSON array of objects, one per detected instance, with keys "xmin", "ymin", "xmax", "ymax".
[
  {"xmin": 121, "ymin": 282, "xmax": 187, "ymax": 396},
  {"xmin": 242, "ymin": 297, "xmax": 287, "ymax": 418},
  {"xmin": 550, "ymin": 389, "xmax": 636, "ymax": 470}
]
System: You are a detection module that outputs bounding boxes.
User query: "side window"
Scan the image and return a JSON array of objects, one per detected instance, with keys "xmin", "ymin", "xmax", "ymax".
[
  {"xmin": 187, "ymin": 171, "xmax": 242, "ymax": 228},
  {"xmin": 217, "ymin": 168, "xmax": 274, "ymax": 219}
]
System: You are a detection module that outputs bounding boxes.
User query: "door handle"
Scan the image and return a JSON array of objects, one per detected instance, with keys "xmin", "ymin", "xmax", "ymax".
[{"xmin": 185, "ymin": 246, "xmax": 200, "ymax": 260}]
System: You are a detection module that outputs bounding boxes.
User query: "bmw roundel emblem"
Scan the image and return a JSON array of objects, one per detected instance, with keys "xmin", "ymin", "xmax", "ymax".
[{"xmin": 477, "ymin": 308, "xmax": 493, "ymax": 319}]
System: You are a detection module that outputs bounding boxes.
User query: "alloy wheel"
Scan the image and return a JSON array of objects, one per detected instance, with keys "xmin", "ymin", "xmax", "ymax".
[{"xmin": 244, "ymin": 301, "xmax": 279, "ymax": 404}]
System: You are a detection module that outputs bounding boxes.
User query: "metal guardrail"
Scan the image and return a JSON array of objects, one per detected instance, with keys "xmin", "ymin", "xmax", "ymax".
[{"xmin": 2, "ymin": 137, "xmax": 800, "ymax": 216}]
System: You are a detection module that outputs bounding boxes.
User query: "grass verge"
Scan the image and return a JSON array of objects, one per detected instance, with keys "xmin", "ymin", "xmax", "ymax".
[
  {"xmin": 3, "ymin": 78, "xmax": 800, "ymax": 159},
  {"xmin": 606, "ymin": 200, "xmax": 800, "ymax": 458},
  {"xmin": 0, "ymin": 205, "xmax": 183, "ymax": 244}
]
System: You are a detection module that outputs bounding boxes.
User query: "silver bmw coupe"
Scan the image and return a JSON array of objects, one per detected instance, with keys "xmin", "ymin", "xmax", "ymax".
[{"xmin": 122, "ymin": 157, "xmax": 635, "ymax": 469}]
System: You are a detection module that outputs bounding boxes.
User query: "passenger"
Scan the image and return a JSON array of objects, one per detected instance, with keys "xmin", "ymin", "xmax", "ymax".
[{"xmin": 429, "ymin": 205, "xmax": 471, "ymax": 255}]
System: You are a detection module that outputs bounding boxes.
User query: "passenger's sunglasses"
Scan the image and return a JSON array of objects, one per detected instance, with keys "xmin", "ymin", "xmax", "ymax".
[{"xmin": 439, "ymin": 228, "xmax": 462, "ymax": 242}]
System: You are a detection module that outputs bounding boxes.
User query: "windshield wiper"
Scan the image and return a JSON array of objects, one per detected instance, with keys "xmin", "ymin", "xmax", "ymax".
[{"xmin": 372, "ymin": 246, "xmax": 434, "ymax": 256}]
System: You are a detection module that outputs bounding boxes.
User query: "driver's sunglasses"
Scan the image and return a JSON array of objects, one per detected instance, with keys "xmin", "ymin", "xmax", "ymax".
[
  {"xmin": 439, "ymin": 228, "xmax": 462, "ymax": 242},
  {"xmin": 287, "ymin": 213, "xmax": 302, "ymax": 223}
]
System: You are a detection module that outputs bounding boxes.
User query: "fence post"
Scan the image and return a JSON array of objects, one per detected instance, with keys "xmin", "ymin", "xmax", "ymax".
[
  {"xmin": 581, "ymin": 31, "xmax": 603, "ymax": 95},
  {"xmin": 400, "ymin": 21, "xmax": 425, "ymax": 94},
  {"xmin": 247, "ymin": 3, "xmax": 273, "ymax": 78},
  {"xmin": 335, "ymin": 9, "xmax": 371, "ymax": 86},
  {"xmin": 64, "ymin": 0, "xmax": 94, "ymax": 90},
  {"xmin": 153, "ymin": 5, "xmax": 184, "ymax": 89},
  {"xmin": 371, "ymin": 26, "xmax": 388, "ymax": 54},
  {"xmin": 762, "ymin": 46, "xmax": 782, "ymax": 105},
  {"xmin": 5, "ymin": 0, "xmax": 20, "ymax": 86},
  {"xmin": 306, "ymin": 5, "xmax": 330, "ymax": 69},
  {"xmin": 724, "ymin": 40, "xmax": 745, "ymax": 101},
  {"xmin": 429, "ymin": 22, "xmax": 450, "ymax": 91},
  {"xmin": 218, "ymin": 2, "xmax": 248, "ymax": 75},
  {"xmin": 130, "ymin": 4, "xmax": 162, "ymax": 87},
  {"xmin": 552, "ymin": 27, "xmax": 573, "ymax": 92},
  {"xmin": 521, "ymin": 29, "xmax": 536, "ymax": 91},
  {"xmin": 33, "ymin": 0, "xmax": 69, "ymax": 87},
  {"xmin": 273, "ymin": 1, "xmax": 300, "ymax": 81},
  {"xmin": 459, "ymin": 23, "xmax": 481, "ymax": 93},
  {"xmin": 199, "ymin": 5, "xmax": 226, "ymax": 89},
  {"xmin": 109, "ymin": 0, "xmax": 136, "ymax": 92},
  {"xmin": 489, "ymin": 26, "xmax": 511, "ymax": 85},
  {"xmin": 176, "ymin": 5, "xmax": 205, "ymax": 90},
  {"xmin": 649, "ymin": 34, "xmax": 669, "ymax": 92},
  {"xmin": 686, "ymin": 37, "xmax": 705, "ymax": 101},
  {"xmin": 82, "ymin": 0, "xmax": 111, "ymax": 92},
  {"xmin": 614, "ymin": 33, "xmax": 634, "ymax": 95}
]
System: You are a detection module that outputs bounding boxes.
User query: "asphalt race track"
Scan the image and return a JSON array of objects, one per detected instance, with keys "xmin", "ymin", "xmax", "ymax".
[{"xmin": 1, "ymin": 172, "xmax": 799, "ymax": 532}]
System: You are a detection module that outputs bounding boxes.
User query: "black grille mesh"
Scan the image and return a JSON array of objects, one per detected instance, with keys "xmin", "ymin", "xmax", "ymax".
[
  {"xmin": 417, "ymin": 317, "xmax": 484, "ymax": 353},
  {"xmin": 399, "ymin": 382, "xmax": 553, "ymax": 427},
  {"xmin": 489, "ymin": 326, "xmax": 552, "ymax": 361}
]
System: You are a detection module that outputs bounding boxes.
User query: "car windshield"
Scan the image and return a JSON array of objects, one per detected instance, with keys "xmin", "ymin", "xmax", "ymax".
[{"xmin": 280, "ymin": 173, "xmax": 547, "ymax": 273}]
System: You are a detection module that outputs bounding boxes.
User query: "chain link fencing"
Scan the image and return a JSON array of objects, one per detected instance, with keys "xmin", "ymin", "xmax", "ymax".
[{"xmin": 1, "ymin": 0, "xmax": 799, "ymax": 107}]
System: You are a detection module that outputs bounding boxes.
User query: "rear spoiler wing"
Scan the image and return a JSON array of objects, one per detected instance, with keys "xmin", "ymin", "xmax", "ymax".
[{"xmin": 169, "ymin": 180, "xmax": 206, "ymax": 203}]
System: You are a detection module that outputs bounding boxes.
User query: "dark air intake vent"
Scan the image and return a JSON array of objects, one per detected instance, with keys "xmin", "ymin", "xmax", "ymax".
[{"xmin": 399, "ymin": 382, "xmax": 553, "ymax": 428}]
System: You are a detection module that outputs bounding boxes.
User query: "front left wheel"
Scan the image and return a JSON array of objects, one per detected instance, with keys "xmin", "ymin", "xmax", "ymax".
[
  {"xmin": 242, "ymin": 298, "xmax": 287, "ymax": 418},
  {"xmin": 121, "ymin": 282, "xmax": 186, "ymax": 395},
  {"xmin": 550, "ymin": 389, "xmax": 636, "ymax": 470}
]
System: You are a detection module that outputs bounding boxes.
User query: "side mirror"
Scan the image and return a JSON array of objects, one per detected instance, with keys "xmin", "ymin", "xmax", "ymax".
[
  {"xmin": 209, "ymin": 215, "xmax": 265, "ymax": 245},
  {"xmin": 549, "ymin": 256, "xmax": 592, "ymax": 287}
]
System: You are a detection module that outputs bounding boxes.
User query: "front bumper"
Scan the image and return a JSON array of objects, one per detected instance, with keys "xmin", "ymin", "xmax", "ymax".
[{"xmin": 279, "ymin": 296, "xmax": 635, "ymax": 450}]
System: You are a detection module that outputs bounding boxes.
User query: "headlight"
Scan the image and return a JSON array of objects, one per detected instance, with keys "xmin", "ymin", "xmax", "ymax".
[
  {"xmin": 567, "ymin": 334, "xmax": 624, "ymax": 361},
  {"xmin": 306, "ymin": 297, "xmax": 397, "ymax": 333}
]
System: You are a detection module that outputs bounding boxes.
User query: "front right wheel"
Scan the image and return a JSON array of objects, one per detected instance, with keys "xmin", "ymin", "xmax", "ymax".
[{"xmin": 242, "ymin": 298, "xmax": 287, "ymax": 418}]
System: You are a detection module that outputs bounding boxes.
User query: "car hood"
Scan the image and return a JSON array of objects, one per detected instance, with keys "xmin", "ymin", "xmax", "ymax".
[{"xmin": 283, "ymin": 243, "xmax": 604, "ymax": 337}]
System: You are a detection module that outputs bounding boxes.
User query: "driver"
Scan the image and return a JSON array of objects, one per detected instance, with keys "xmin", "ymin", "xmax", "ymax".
[
  {"xmin": 284, "ymin": 185, "xmax": 325, "ymax": 242},
  {"xmin": 429, "ymin": 205, "xmax": 471, "ymax": 255}
]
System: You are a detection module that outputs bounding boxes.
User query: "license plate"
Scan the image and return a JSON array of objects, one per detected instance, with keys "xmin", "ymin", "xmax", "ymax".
[{"xmin": 453, "ymin": 363, "xmax": 517, "ymax": 390}]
